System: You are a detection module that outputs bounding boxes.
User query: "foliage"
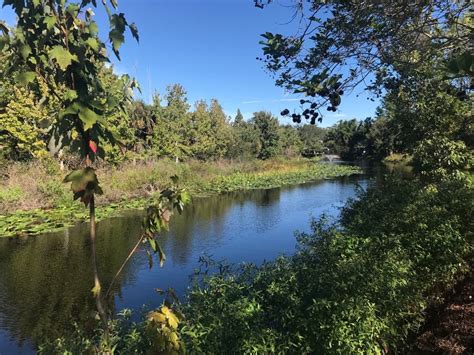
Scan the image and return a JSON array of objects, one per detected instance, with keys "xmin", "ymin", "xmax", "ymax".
[
  {"xmin": 278, "ymin": 124, "xmax": 302, "ymax": 157},
  {"xmin": 39, "ymin": 306, "xmax": 185, "ymax": 355},
  {"xmin": 251, "ymin": 111, "xmax": 280, "ymax": 160},
  {"xmin": 0, "ymin": 86, "xmax": 50, "ymax": 159},
  {"xmin": 140, "ymin": 179, "xmax": 191, "ymax": 268},
  {"xmin": 152, "ymin": 84, "xmax": 192, "ymax": 162},
  {"xmin": 189, "ymin": 99, "xmax": 233, "ymax": 160},
  {"xmin": 200, "ymin": 163, "xmax": 359, "ymax": 194},
  {"xmin": 63, "ymin": 167, "xmax": 103, "ymax": 207},
  {"xmin": 180, "ymin": 176, "xmax": 473, "ymax": 353},
  {"xmin": 257, "ymin": 0, "xmax": 472, "ymax": 123},
  {"xmin": 1, "ymin": 0, "xmax": 138, "ymax": 160},
  {"xmin": 413, "ymin": 136, "xmax": 473, "ymax": 180},
  {"xmin": 298, "ymin": 124, "xmax": 326, "ymax": 157},
  {"xmin": 228, "ymin": 110, "xmax": 260, "ymax": 159}
]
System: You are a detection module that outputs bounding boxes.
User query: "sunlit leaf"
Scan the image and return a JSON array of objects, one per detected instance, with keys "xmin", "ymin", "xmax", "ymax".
[
  {"xmin": 85, "ymin": 37, "xmax": 99, "ymax": 51},
  {"xmin": 43, "ymin": 15, "xmax": 56, "ymax": 30},
  {"xmin": 49, "ymin": 45, "xmax": 78, "ymax": 70}
]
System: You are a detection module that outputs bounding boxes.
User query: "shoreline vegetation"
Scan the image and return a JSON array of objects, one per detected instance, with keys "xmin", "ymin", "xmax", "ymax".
[{"xmin": 0, "ymin": 158, "xmax": 361, "ymax": 238}]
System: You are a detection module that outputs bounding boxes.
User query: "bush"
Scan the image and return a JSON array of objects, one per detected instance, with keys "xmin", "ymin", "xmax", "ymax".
[{"xmin": 180, "ymin": 175, "xmax": 473, "ymax": 353}]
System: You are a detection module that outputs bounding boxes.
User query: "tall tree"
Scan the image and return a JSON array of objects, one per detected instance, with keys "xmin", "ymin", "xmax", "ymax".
[
  {"xmin": 279, "ymin": 125, "xmax": 303, "ymax": 158},
  {"xmin": 189, "ymin": 100, "xmax": 214, "ymax": 160},
  {"xmin": 233, "ymin": 109, "xmax": 245, "ymax": 126},
  {"xmin": 252, "ymin": 111, "xmax": 280, "ymax": 160},
  {"xmin": 153, "ymin": 84, "xmax": 191, "ymax": 162},
  {"xmin": 208, "ymin": 99, "xmax": 233, "ymax": 158}
]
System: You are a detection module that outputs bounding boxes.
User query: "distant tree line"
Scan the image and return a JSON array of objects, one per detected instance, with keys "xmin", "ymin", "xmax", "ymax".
[{"xmin": 1, "ymin": 47, "xmax": 440, "ymax": 164}]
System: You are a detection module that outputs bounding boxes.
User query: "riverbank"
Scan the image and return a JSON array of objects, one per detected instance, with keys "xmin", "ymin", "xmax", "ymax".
[
  {"xmin": 0, "ymin": 158, "xmax": 361, "ymax": 237},
  {"xmin": 412, "ymin": 265, "xmax": 474, "ymax": 353}
]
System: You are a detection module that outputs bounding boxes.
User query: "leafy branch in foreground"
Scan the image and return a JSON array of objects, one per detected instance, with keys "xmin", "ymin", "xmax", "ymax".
[
  {"xmin": 106, "ymin": 177, "xmax": 191, "ymax": 298},
  {"xmin": 1, "ymin": 0, "xmax": 141, "ymax": 345},
  {"xmin": 100, "ymin": 177, "xmax": 190, "ymax": 354},
  {"xmin": 1, "ymin": 0, "xmax": 139, "ymax": 160}
]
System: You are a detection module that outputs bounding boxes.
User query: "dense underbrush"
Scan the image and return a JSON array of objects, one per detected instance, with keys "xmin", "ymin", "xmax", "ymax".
[{"xmin": 179, "ymin": 175, "xmax": 473, "ymax": 353}]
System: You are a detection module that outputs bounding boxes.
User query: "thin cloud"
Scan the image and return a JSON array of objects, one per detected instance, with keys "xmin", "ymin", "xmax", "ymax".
[
  {"xmin": 242, "ymin": 98, "xmax": 301, "ymax": 104},
  {"xmin": 327, "ymin": 113, "xmax": 347, "ymax": 118}
]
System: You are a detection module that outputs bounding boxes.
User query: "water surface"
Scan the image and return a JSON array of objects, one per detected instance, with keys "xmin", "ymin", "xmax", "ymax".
[{"xmin": 0, "ymin": 174, "xmax": 369, "ymax": 353}]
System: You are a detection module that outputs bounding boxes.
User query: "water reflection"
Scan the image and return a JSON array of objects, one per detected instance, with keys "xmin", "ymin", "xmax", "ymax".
[
  {"xmin": 0, "ymin": 216, "xmax": 143, "ymax": 352},
  {"xmin": 0, "ymin": 175, "xmax": 367, "ymax": 353}
]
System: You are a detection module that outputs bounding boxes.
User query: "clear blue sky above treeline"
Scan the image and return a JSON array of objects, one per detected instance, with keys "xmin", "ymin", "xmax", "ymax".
[{"xmin": 1, "ymin": 0, "xmax": 380, "ymax": 127}]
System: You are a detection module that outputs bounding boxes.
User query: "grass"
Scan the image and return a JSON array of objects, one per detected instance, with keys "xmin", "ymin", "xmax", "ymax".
[{"xmin": 0, "ymin": 158, "xmax": 361, "ymax": 237}]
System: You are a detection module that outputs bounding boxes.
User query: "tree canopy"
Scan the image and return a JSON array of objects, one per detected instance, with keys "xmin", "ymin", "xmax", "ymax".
[{"xmin": 256, "ymin": 0, "xmax": 472, "ymax": 123}]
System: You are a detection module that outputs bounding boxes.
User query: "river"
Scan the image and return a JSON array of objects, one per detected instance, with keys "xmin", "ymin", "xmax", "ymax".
[{"xmin": 0, "ymin": 172, "xmax": 372, "ymax": 353}]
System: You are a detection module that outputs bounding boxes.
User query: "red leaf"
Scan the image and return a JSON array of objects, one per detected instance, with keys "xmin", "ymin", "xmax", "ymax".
[{"xmin": 89, "ymin": 140, "xmax": 97, "ymax": 154}]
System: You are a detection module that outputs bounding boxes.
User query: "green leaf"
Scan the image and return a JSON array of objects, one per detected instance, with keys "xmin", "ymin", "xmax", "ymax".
[
  {"xmin": 63, "ymin": 167, "xmax": 102, "ymax": 206},
  {"xmin": 43, "ymin": 16, "xmax": 56, "ymax": 30},
  {"xmin": 49, "ymin": 45, "xmax": 78, "ymax": 70},
  {"xmin": 78, "ymin": 105, "xmax": 101, "ymax": 130},
  {"xmin": 59, "ymin": 102, "xmax": 81, "ymax": 118},
  {"xmin": 89, "ymin": 22, "xmax": 99, "ymax": 36},
  {"xmin": 20, "ymin": 44, "xmax": 31, "ymax": 59},
  {"xmin": 64, "ymin": 89, "xmax": 78, "ymax": 101},
  {"xmin": 109, "ymin": 29, "xmax": 124, "ymax": 58},
  {"xmin": 63, "ymin": 167, "xmax": 97, "ymax": 192},
  {"xmin": 180, "ymin": 191, "xmax": 191, "ymax": 205},
  {"xmin": 85, "ymin": 37, "xmax": 99, "ymax": 51},
  {"xmin": 149, "ymin": 238, "xmax": 157, "ymax": 252},
  {"xmin": 15, "ymin": 71, "xmax": 36, "ymax": 86}
]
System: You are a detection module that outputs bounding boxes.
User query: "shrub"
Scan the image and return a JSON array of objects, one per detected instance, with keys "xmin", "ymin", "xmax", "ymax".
[{"xmin": 180, "ymin": 176, "xmax": 473, "ymax": 353}]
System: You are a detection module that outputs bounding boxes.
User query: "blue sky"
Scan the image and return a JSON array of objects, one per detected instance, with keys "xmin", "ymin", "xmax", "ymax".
[{"xmin": 1, "ymin": 0, "xmax": 379, "ymax": 127}]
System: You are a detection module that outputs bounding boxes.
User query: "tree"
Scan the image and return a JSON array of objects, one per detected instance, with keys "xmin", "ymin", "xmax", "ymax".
[
  {"xmin": 234, "ymin": 109, "xmax": 244, "ymax": 126},
  {"xmin": 278, "ymin": 125, "xmax": 302, "ymax": 158},
  {"xmin": 298, "ymin": 124, "xmax": 326, "ymax": 157},
  {"xmin": 189, "ymin": 100, "xmax": 214, "ymax": 160},
  {"xmin": 0, "ymin": 86, "xmax": 49, "ymax": 160},
  {"xmin": 1, "ymin": 3, "xmax": 188, "ymax": 351},
  {"xmin": 257, "ymin": 0, "xmax": 472, "ymax": 123},
  {"xmin": 208, "ymin": 99, "xmax": 233, "ymax": 158},
  {"xmin": 152, "ymin": 84, "xmax": 191, "ymax": 162},
  {"xmin": 99, "ymin": 65, "xmax": 138, "ymax": 163},
  {"xmin": 252, "ymin": 111, "xmax": 280, "ymax": 160},
  {"xmin": 228, "ymin": 109, "xmax": 259, "ymax": 159},
  {"xmin": 128, "ymin": 99, "xmax": 154, "ymax": 151}
]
